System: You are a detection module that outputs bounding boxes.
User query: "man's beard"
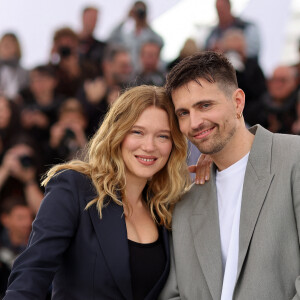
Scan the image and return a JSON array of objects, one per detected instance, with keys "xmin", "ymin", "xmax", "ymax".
[{"xmin": 190, "ymin": 121, "xmax": 236, "ymax": 155}]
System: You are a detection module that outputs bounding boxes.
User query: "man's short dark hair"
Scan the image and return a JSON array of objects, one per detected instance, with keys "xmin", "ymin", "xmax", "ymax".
[
  {"xmin": 82, "ymin": 6, "xmax": 98, "ymax": 15},
  {"xmin": 31, "ymin": 65, "xmax": 56, "ymax": 78},
  {"xmin": 103, "ymin": 44, "xmax": 129, "ymax": 62},
  {"xmin": 165, "ymin": 51, "xmax": 238, "ymax": 98},
  {"xmin": 0, "ymin": 197, "xmax": 27, "ymax": 215}
]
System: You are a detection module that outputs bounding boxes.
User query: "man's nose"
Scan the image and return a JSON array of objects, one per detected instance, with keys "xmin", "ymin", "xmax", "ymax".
[{"xmin": 190, "ymin": 111, "xmax": 204, "ymax": 130}]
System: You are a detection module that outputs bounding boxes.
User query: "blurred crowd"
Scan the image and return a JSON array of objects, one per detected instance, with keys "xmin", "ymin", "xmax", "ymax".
[{"xmin": 0, "ymin": 0, "xmax": 300, "ymax": 296}]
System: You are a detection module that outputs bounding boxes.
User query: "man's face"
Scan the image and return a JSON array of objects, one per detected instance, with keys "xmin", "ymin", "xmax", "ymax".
[
  {"xmin": 140, "ymin": 43, "xmax": 160, "ymax": 72},
  {"xmin": 30, "ymin": 71, "xmax": 57, "ymax": 96},
  {"xmin": 268, "ymin": 66, "xmax": 297, "ymax": 101},
  {"xmin": 172, "ymin": 79, "xmax": 238, "ymax": 155},
  {"xmin": 2, "ymin": 206, "xmax": 33, "ymax": 240},
  {"xmin": 111, "ymin": 52, "xmax": 133, "ymax": 85}
]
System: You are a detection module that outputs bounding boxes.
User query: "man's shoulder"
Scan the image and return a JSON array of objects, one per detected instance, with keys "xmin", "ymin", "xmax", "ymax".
[
  {"xmin": 175, "ymin": 184, "xmax": 206, "ymax": 214},
  {"xmin": 273, "ymin": 132, "xmax": 300, "ymax": 159},
  {"xmin": 251, "ymin": 125, "xmax": 300, "ymax": 159},
  {"xmin": 273, "ymin": 132, "xmax": 300, "ymax": 143}
]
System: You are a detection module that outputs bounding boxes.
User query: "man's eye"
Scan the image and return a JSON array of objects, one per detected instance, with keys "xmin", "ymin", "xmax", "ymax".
[
  {"xmin": 201, "ymin": 103, "xmax": 211, "ymax": 109},
  {"xmin": 178, "ymin": 111, "xmax": 189, "ymax": 117}
]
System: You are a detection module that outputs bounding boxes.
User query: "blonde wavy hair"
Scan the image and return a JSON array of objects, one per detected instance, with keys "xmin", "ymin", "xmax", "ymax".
[{"xmin": 42, "ymin": 85, "xmax": 190, "ymax": 228}]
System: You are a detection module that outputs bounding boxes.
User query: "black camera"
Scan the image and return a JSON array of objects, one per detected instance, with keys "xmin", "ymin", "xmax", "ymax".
[
  {"xmin": 19, "ymin": 155, "xmax": 34, "ymax": 168},
  {"xmin": 135, "ymin": 7, "xmax": 146, "ymax": 20},
  {"xmin": 58, "ymin": 46, "xmax": 72, "ymax": 58},
  {"xmin": 64, "ymin": 128, "xmax": 75, "ymax": 139}
]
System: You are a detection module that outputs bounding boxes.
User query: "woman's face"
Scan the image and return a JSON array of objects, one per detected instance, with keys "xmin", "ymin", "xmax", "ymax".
[
  {"xmin": 0, "ymin": 97, "xmax": 12, "ymax": 128},
  {"xmin": 121, "ymin": 106, "xmax": 173, "ymax": 183}
]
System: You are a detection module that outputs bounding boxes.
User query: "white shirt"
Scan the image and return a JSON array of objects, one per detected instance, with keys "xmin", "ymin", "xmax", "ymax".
[{"xmin": 216, "ymin": 153, "xmax": 249, "ymax": 300}]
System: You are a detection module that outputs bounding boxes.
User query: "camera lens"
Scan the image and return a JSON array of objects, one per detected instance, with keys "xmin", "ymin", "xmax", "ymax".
[
  {"xmin": 58, "ymin": 46, "xmax": 72, "ymax": 58},
  {"xmin": 64, "ymin": 128, "xmax": 75, "ymax": 139},
  {"xmin": 135, "ymin": 7, "xmax": 146, "ymax": 19},
  {"xmin": 19, "ymin": 155, "xmax": 34, "ymax": 168}
]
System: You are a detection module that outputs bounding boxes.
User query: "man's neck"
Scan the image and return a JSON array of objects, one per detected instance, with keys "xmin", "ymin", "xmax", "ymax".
[{"xmin": 212, "ymin": 126, "xmax": 254, "ymax": 171}]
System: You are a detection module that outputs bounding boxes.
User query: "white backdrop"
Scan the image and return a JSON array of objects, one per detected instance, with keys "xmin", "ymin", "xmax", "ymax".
[
  {"xmin": 0, "ymin": 0, "xmax": 182, "ymax": 68},
  {"xmin": 0, "ymin": 0, "xmax": 298, "ymax": 76}
]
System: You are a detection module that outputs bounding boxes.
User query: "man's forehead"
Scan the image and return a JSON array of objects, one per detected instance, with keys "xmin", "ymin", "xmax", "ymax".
[{"xmin": 171, "ymin": 79, "xmax": 215, "ymax": 96}]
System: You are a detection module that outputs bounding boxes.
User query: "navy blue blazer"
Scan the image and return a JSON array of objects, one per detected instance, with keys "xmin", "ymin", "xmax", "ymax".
[{"xmin": 4, "ymin": 170, "xmax": 170, "ymax": 300}]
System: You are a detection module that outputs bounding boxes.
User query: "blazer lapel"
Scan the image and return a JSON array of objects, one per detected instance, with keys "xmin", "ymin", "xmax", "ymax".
[
  {"xmin": 190, "ymin": 170, "xmax": 223, "ymax": 300},
  {"xmin": 88, "ymin": 196, "xmax": 133, "ymax": 300},
  {"xmin": 237, "ymin": 125, "xmax": 274, "ymax": 281}
]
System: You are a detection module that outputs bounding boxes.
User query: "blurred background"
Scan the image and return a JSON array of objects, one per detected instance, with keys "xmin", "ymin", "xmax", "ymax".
[{"xmin": 0, "ymin": 0, "xmax": 299, "ymax": 76}]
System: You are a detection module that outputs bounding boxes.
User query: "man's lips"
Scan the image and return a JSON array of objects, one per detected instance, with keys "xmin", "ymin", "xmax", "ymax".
[{"xmin": 192, "ymin": 127, "xmax": 215, "ymax": 139}]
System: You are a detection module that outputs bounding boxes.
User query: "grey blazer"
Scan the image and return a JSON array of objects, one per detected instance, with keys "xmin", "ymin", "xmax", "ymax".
[{"xmin": 159, "ymin": 125, "xmax": 300, "ymax": 300}]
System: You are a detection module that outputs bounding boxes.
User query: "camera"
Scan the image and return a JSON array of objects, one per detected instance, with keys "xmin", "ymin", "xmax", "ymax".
[
  {"xmin": 64, "ymin": 128, "xmax": 75, "ymax": 140},
  {"xmin": 19, "ymin": 155, "xmax": 34, "ymax": 168},
  {"xmin": 135, "ymin": 7, "xmax": 146, "ymax": 20},
  {"xmin": 58, "ymin": 46, "xmax": 72, "ymax": 58}
]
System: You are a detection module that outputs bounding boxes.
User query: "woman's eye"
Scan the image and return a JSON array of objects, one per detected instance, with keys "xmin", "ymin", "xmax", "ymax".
[
  {"xmin": 159, "ymin": 135, "xmax": 170, "ymax": 139},
  {"xmin": 131, "ymin": 130, "xmax": 142, "ymax": 135}
]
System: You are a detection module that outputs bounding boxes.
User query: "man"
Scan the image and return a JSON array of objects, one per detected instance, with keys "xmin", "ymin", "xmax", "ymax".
[
  {"xmin": 248, "ymin": 65, "xmax": 298, "ymax": 133},
  {"xmin": 0, "ymin": 197, "xmax": 33, "ymax": 298},
  {"xmin": 205, "ymin": 0, "xmax": 260, "ymax": 59},
  {"xmin": 79, "ymin": 45, "xmax": 133, "ymax": 135},
  {"xmin": 0, "ymin": 197, "xmax": 33, "ymax": 268},
  {"xmin": 134, "ymin": 40, "xmax": 166, "ymax": 86},
  {"xmin": 159, "ymin": 51, "xmax": 300, "ymax": 299},
  {"xmin": 50, "ymin": 27, "xmax": 98, "ymax": 98},
  {"xmin": 109, "ymin": 1, "xmax": 164, "ymax": 71},
  {"xmin": 78, "ymin": 6, "xmax": 107, "ymax": 74}
]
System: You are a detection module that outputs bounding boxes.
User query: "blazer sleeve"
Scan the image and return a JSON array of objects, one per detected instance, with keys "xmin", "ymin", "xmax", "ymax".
[
  {"xmin": 4, "ymin": 170, "xmax": 81, "ymax": 300},
  {"xmin": 292, "ymin": 162, "xmax": 300, "ymax": 300},
  {"xmin": 158, "ymin": 232, "xmax": 181, "ymax": 300}
]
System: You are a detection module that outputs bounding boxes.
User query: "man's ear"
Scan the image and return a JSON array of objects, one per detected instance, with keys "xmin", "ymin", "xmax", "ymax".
[
  {"xmin": 233, "ymin": 88, "xmax": 245, "ymax": 113},
  {"xmin": 0, "ymin": 213, "xmax": 9, "ymax": 227}
]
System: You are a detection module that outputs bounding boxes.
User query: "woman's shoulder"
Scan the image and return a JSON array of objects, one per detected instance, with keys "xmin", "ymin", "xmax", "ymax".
[
  {"xmin": 50, "ymin": 169, "xmax": 88, "ymax": 182},
  {"xmin": 48, "ymin": 169, "xmax": 95, "ymax": 194},
  {"xmin": 44, "ymin": 169, "xmax": 97, "ymax": 207}
]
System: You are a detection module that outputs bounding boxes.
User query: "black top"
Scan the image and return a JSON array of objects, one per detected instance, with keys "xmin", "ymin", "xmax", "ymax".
[{"xmin": 128, "ymin": 230, "xmax": 166, "ymax": 300}]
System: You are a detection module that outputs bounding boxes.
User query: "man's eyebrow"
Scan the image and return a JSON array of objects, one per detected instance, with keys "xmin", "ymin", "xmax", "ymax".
[
  {"xmin": 174, "ymin": 107, "xmax": 186, "ymax": 115},
  {"xmin": 192, "ymin": 99, "xmax": 214, "ymax": 107},
  {"xmin": 175, "ymin": 100, "xmax": 214, "ymax": 114}
]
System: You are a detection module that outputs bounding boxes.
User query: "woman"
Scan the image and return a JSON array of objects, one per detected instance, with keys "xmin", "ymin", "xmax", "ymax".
[{"xmin": 4, "ymin": 85, "xmax": 191, "ymax": 300}]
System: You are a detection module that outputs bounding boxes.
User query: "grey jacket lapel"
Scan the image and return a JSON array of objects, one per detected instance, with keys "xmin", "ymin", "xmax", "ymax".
[
  {"xmin": 237, "ymin": 125, "xmax": 274, "ymax": 281},
  {"xmin": 190, "ymin": 169, "xmax": 223, "ymax": 300}
]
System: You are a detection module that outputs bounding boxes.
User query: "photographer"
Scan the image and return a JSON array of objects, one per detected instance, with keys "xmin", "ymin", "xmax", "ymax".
[
  {"xmin": 48, "ymin": 98, "xmax": 87, "ymax": 163},
  {"xmin": 0, "ymin": 138, "xmax": 43, "ymax": 215},
  {"xmin": 50, "ymin": 27, "xmax": 98, "ymax": 98},
  {"xmin": 109, "ymin": 1, "xmax": 164, "ymax": 71},
  {"xmin": 18, "ymin": 65, "xmax": 65, "ymax": 158}
]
